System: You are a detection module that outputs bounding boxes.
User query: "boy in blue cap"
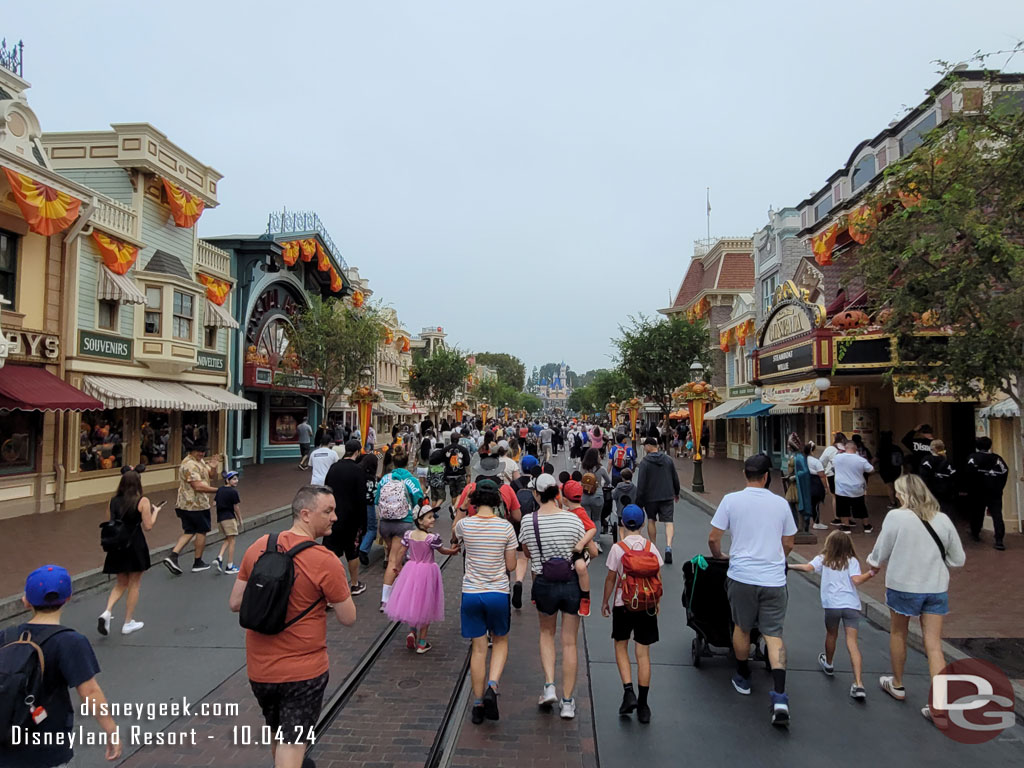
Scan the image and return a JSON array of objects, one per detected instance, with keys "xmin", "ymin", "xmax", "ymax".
[
  {"xmin": 1, "ymin": 565, "xmax": 121, "ymax": 767},
  {"xmin": 213, "ymin": 470, "xmax": 243, "ymax": 573},
  {"xmin": 601, "ymin": 504, "xmax": 663, "ymax": 724}
]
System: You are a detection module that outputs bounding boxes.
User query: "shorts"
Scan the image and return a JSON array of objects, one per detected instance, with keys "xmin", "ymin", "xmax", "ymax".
[
  {"xmin": 611, "ymin": 605, "xmax": 659, "ymax": 645},
  {"xmin": 826, "ymin": 475, "xmax": 836, "ymax": 494},
  {"xmin": 531, "ymin": 575, "xmax": 582, "ymax": 616},
  {"xmin": 218, "ymin": 517, "xmax": 239, "ymax": 536},
  {"xmin": 644, "ymin": 499, "xmax": 674, "ymax": 523},
  {"xmin": 835, "ymin": 495, "xmax": 868, "ymax": 519},
  {"xmin": 323, "ymin": 517, "xmax": 360, "ymax": 561},
  {"xmin": 176, "ymin": 508, "xmax": 211, "ymax": 535},
  {"xmin": 886, "ymin": 588, "xmax": 949, "ymax": 617},
  {"xmin": 446, "ymin": 476, "xmax": 468, "ymax": 497},
  {"xmin": 823, "ymin": 607, "xmax": 862, "ymax": 630},
  {"xmin": 416, "ymin": 466, "xmax": 429, "ymax": 478},
  {"xmin": 726, "ymin": 578, "xmax": 788, "ymax": 637},
  {"xmin": 249, "ymin": 672, "xmax": 328, "ymax": 743},
  {"xmin": 429, "ymin": 485, "xmax": 447, "ymax": 504},
  {"xmin": 378, "ymin": 519, "xmax": 414, "ymax": 541},
  {"xmin": 460, "ymin": 592, "xmax": 511, "ymax": 638},
  {"xmin": 298, "ymin": 443, "xmax": 311, "ymax": 457}
]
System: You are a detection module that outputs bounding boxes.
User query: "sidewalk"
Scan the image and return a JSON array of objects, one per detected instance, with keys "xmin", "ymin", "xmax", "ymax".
[{"xmin": 0, "ymin": 461, "xmax": 307, "ymax": 609}]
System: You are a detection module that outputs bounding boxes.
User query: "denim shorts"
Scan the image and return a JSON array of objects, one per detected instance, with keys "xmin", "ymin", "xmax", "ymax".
[
  {"xmin": 886, "ymin": 588, "xmax": 949, "ymax": 617},
  {"xmin": 461, "ymin": 592, "xmax": 511, "ymax": 638}
]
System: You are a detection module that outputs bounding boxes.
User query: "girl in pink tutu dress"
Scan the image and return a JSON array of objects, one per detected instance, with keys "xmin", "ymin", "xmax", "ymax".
[{"xmin": 385, "ymin": 505, "xmax": 459, "ymax": 653}]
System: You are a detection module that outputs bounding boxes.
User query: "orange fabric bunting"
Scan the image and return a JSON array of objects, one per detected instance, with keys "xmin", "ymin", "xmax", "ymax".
[
  {"xmin": 352, "ymin": 290, "xmax": 365, "ymax": 308},
  {"xmin": 400, "ymin": 336, "xmax": 411, "ymax": 353},
  {"xmin": 384, "ymin": 330, "xmax": 394, "ymax": 345},
  {"xmin": 719, "ymin": 328, "xmax": 732, "ymax": 352},
  {"xmin": 198, "ymin": 273, "xmax": 231, "ymax": 306},
  {"xmin": 161, "ymin": 178, "xmax": 205, "ymax": 228},
  {"xmin": 329, "ymin": 267, "xmax": 343, "ymax": 293},
  {"xmin": 4, "ymin": 168, "xmax": 82, "ymax": 236},
  {"xmin": 300, "ymin": 239, "xmax": 316, "ymax": 262},
  {"xmin": 736, "ymin": 321, "xmax": 749, "ymax": 347},
  {"xmin": 812, "ymin": 223, "xmax": 840, "ymax": 266},
  {"xmin": 316, "ymin": 242, "xmax": 331, "ymax": 272},
  {"xmin": 90, "ymin": 230, "xmax": 138, "ymax": 275},
  {"xmin": 847, "ymin": 205, "xmax": 878, "ymax": 245},
  {"xmin": 281, "ymin": 240, "xmax": 300, "ymax": 266},
  {"xmin": 897, "ymin": 187, "xmax": 922, "ymax": 209}
]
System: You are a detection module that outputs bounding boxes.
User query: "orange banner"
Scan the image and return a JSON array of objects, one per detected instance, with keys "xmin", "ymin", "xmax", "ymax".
[
  {"xmin": 719, "ymin": 327, "xmax": 732, "ymax": 352},
  {"xmin": 848, "ymin": 205, "xmax": 878, "ymax": 244},
  {"xmin": 300, "ymin": 239, "xmax": 316, "ymax": 262},
  {"xmin": 90, "ymin": 231, "xmax": 138, "ymax": 275},
  {"xmin": 161, "ymin": 178, "xmax": 204, "ymax": 228},
  {"xmin": 316, "ymin": 242, "xmax": 331, "ymax": 272},
  {"xmin": 736, "ymin": 318, "xmax": 752, "ymax": 347},
  {"xmin": 400, "ymin": 336, "xmax": 410, "ymax": 353},
  {"xmin": 329, "ymin": 267, "xmax": 343, "ymax": 292},
  {"xmin": 198, "ymin": 273, "xmax": 231, "ymax": 305},
  {"xmin": 351, "ymin": 289, "xmax": 365, "ymax": 308},
  {"xmin": 690, "ymin": 399, "xmax": 707, "ymax": 460},
  {"xmin": 4, "ymin": 168, "xmax": 81, "ymax": 236},
  {"xmin": 384, "ymin": 329, "xmax": 394, "ymax": 345},
  {"xmin": 811, "ymin": 223, "xmax": 839, "ymax": 266},
  {"xmin": 281, "ymin": 240, "xmax": 300, "ymax": 266}
]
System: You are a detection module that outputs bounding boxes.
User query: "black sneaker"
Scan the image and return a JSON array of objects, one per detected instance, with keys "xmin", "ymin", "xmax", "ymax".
[
  {"xmin": 830, "ymin": 518, "xmax": 843, "ymax": 526},
  {"xmin": 471, "ymin": 704, "xmax": 485, "ymax": 725},
  {"xmin": 664, "ymin": 549, "xmax": 673, "ymax": 565},
  {"xmin": 358, "ymin": 550, "xmax": 370, "ymax": 567},
  {"xmin": 840, "ymin": 524, "xmax": 853, "ymax": 535},
  {"xmin": 619, "ymin": 687, "xmax": 638, "ymax": 715},
  {"xmin": 350, "ymin": 582, "xmax": 367, "ymax": 596},
  {"xmin": 162, "ymin": 552, "xmax": 183, "ymax": 575},
  {"xmin": 512, "ymin": 582, "xmax": 523, "ymax": 610},
  {"xmin": 637, "ymin": 703, "xmax": 651, "ymax": 724},
  {"xmin": 482, "ymin": 687, "xmax": 500, "ymax": 720},
  {"xmin": 862, "ymin": 524, "xmax": 874, "ymax": 534},
  {"xmin": 995, "ymin": 541, "xmax": 1006, "ymax": 551},
  {"xmin": 191, "ymin": 559, "xmax": 212, "ymax": 572},
  {"xmin": 301, "ymin": 758, "xmax": 316, "ymax": 768}
]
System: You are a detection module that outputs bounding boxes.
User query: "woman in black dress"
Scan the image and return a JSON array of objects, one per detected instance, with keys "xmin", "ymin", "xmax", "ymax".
[{"xmin": 98, "ymin": 466, "xmax": 162, "ymax": 637}]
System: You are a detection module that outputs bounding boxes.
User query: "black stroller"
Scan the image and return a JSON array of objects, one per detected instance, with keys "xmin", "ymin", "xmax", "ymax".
[{"xmin": 682, "ymin": 555, "xmax": 770, "ymax": 669}]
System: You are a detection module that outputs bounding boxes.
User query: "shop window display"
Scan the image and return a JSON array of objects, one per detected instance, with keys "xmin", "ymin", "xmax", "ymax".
[
  {"xmin": 1, "ymin": 411, "xmax": 38, "ymax": 475},
  {"xmin": 140, "ymin": 411, "xmax": 170, "ymax": 466},
  {"xmin": 79, "ymin": 410, "xmax": 124, "ymax": 472}
]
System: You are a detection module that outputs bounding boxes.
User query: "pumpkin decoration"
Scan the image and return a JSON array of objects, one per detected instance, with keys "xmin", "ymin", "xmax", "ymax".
[
  {"xmin": 831, "ymin": 310, "xmax": 868, "ymax": 330},
  {"xmin": 919, "ymin": 309, "xmax": 940, "ymax": 327},
  {"xmin": 875, "ymin": 308, "xmax": 893, "ymax": 325}
]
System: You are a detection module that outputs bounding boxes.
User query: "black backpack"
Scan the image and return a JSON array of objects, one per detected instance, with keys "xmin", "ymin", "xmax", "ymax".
[
  {"xmin": 0, "ymin": 625, "xmax": 73, "ymax": 745},
  {"xmin": 239, "ymin": 533, "xmax": 322, "ymax": 635},
  {"xmin": 99, "ymin": 497, "xmax": 135, "ymax": 552}
]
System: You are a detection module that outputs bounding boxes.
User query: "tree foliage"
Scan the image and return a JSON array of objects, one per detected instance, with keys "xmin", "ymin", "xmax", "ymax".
[
  {"xmin": 474, "ymin": 352, "xmax": 526, "ymax": 390},
  {"xmin": 567, "ymin": 385, "xmax": 598, "ymax": 414},
  {"xmin": 473, "ymin": 377, "xmax": 541, "ymax": 415},
  {"xmin": 590, "ymin": 368, "xmax": 633, "ymax": 406},
  {"xmin": 614, "ymin": 314, "xmax": 713, "ymax": 415},
  {"xmin": 288, "ymin": 296, "xmax": 384, "ymax": 415},
  {"xmin": 409, "ymin": 346, "xmax": 471, "ymax": 416},
  {"xmin": 855, "ymin": 68, "xmax": 1024, "ymax": 417}
]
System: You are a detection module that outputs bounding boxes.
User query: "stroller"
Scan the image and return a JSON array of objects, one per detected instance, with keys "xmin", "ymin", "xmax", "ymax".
[{"xmin": 682, "ymin": 555, "xmax": 770, "ymax": 669}]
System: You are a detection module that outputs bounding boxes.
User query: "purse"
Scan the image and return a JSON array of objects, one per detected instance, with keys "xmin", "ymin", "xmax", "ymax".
[
  {"xmin": 532, "ymin": 510, "xmax": 574, "ymax": 582},
  {"xmin": 920, "ymin": 515, "xmax": 948, "ymax": 563}
]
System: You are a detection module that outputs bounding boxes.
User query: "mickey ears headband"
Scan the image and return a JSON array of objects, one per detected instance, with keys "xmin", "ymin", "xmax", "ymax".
[{"xmin": 121, "ymin": 464, "xmax": 146, "ymax": 475}]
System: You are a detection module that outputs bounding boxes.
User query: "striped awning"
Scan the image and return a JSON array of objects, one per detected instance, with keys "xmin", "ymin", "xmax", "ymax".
[
  {"xmin": 978, "ymin": 399, "xmax": 1019, "ymax": 419},
  {"xmin": 83, "ymin": 376, "xmax": 185, "ymax": 409},
  {"xmin": 97, "ymin": 266, "xmax": 146, "ymax": 305},
  {"xmin": 143, "ymin": 381, "xmax": 221, "ymax": 411},
  {"xmin": 704, "ymin": 398, "xmax": 750, "ymax": 420},
  {"xmin": 184, "ymin": 384, "xmax": 257, "ymax": 411},
  {"xmin": 204, "ymin": 299, "xmax": 239, "ymax": 329}
]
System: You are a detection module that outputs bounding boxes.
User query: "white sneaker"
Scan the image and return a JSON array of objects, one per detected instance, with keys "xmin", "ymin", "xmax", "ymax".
[
  {"xmin": 879, "ymin": 675, "xmax": 906, "ymax": 701},
  {"xmin": 121, "ymin": 620, "xmax": 144, "ymax": 635},
  {"xmin": 818, "ymin": 652, "xmax": 834, "ymax": 676},
  {"xmin": 811, "ymin": 523, "xmax": 828, "ymax": 530},
  {"xmin": 97, "ymin": 611, "xmax": 112, "ymax": 636},
  {"xmin": 559, "ymin": 698, "xmax": 577, "ymax": 719},
  {"xmin": 538, "ymin": 684, "xmax": 558, "ymax": 708}
]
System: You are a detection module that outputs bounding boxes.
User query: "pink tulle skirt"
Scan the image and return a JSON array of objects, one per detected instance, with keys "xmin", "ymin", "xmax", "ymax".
[{"xmin": 385, "ymin": 561, "xmax": 445, "ymax": 628}]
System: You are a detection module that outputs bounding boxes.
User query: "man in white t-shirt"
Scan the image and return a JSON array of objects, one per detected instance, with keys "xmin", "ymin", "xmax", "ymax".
[
  {"xmin": 540, "ymin": 425, "xmax": 554, "ymax": 463},
  {"xmin": 308, "ymin": 437, "xmax": 339, "ymax": 485},
  {"xmin": 708, "ymin": 454, "xmax": 796, "ymax": 727},
  {"xmin": 831, "ymin": 441, "xmax": 875, "ymax": 534}
]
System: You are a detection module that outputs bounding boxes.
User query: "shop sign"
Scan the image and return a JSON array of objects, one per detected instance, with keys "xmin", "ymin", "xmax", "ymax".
[
  {"xmin": 3, "ymin": 327, "xmax": 61, "ymax": 363},
  {"xmin": 763, "ymin": 380, "xmax": 852, "ymax": 406},
  {"xmin": 78, "ymin": 330, "xmax": 131, "ymax": 361},
  {"xmin": 759, "ymin": 281, "xmax": 827, "ymax": 348},
  {"xmin": 195, "ymin": 351, "xmax": 227, "ymax": 372},
  {"xmin": 728, "ymin": 384, "xmax": 756, "ymax": 398},
  {"xmin": 758, "ymin": 342, "xmax": 815, "ymax": 379},
  {"xmin": 835, "ymin": 336, "xmax": 894, "ymax": 368},
  {"xmin": 892, "ymin": 375, "xmax": 980, "ymax": 403}
]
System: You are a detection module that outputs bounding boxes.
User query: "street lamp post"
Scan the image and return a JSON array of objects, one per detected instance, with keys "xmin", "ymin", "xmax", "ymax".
[
  {"xmin": 626, "ymin": 396, "xmax": 642, "ymax": 453},
  {"xmin": 676, "ymin": 360, "xmax": 715, "ymax": 494},
  {"xmin": 606, "ymin": 399, "xmax": 618, "ymax": 433}
]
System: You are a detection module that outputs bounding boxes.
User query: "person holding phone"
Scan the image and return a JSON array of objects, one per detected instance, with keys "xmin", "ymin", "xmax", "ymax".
[{"xmin": 98, "ymin": 465, "xmax": 163, "ymax": 636}]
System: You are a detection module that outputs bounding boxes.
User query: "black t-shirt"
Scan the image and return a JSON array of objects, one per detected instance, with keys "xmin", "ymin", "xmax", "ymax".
[
  {"xmin": 364, "ymin": 469, "xmax": 377, "ymax": 506},
  {"xmin": 428, "ymin": 447, "xmax": 446, "ymax": 467},
  {"xmin": 214, "ymin": 486, "xmax": 240, "ymax": 522},
  {"xmin": 0, "ymin": 624, "xmax": 101, "ymax": 768},
  {"xmin": 443, "ymin": 444, "xmax": 471, "ymax": 478},
  {"xmin": 324, "ymin": 457, "xmax": 367, "ymax": 519}
]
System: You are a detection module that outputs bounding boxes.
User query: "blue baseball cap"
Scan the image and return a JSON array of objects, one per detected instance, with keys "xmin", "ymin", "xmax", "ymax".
[
  {"xmin": 521, "ymin": 455, "xmax": 539, "ymax": 472},
  {"xmin": 25, "ymin": 564, "xmax": 72, "ymax": 608},
  {"xmin": 223, "ymin": 470, "xmax": 240, "ymax": 481},
  {"xmin": 621, "ymin": 504, "xmax": 646, "ymax": 531}
]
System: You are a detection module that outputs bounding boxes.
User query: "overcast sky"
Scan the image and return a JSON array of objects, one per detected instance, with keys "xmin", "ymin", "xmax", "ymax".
[{"xmin": 9, "ymin": 2, "xmax": 1021, "ymax": 376}]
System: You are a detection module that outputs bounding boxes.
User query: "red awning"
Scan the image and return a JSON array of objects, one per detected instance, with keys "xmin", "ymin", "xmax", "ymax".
[{"xmin": 0, "ymin": 364, "xmax": 105, "ymax": 412}]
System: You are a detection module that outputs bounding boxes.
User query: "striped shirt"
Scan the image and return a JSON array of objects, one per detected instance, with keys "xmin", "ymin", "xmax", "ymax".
[
  {"xmin": 518, "ymin": 511, "xmax": 586, "ymax": 575},
  {"xmin": 455, "ymin": 515, "xmax": 517, "ymax": 594}
]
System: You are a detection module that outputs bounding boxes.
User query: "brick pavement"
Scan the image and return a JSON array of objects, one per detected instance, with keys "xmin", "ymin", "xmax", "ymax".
[{"xmin": 0, "ymin": 461, "xmax": 307, "ymax": 599}]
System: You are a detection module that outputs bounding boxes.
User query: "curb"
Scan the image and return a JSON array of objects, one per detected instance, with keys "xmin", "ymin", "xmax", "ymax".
[
  {"xmin": 678, "ymin": 485, "xmax": 1024, "ymax": 719},
  {"xmin": 0, "ymin": 505, "xmax": 292, "ymax": 625}
]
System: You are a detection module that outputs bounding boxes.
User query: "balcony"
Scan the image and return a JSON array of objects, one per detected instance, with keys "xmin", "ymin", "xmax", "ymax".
[
  {"xmin": 0, "ymin": 39, "xmax": 24, "ymax": 78},
  {"xmin": 196, "ymin": 240, "xmax": 231, "ymax": 278},
  {"xmin": 91, "ymin": 198, "xmax": 139, "ymax": 241}
]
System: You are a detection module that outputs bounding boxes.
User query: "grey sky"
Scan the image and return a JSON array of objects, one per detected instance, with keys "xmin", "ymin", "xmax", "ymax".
[{"xmin": 9, "ymin": 1, "xmax": 1021, "ymax": 376}]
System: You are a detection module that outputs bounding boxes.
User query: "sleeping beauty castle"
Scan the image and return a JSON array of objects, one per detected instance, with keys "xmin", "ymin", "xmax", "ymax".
[{"xmin": 532, "ymin": 362, "xmax": 572, "ymax": 410}]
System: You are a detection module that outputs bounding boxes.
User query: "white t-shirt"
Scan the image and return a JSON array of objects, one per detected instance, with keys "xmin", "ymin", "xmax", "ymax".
[
  {"xmin": 709, "ymin": 487, "xmax": 797, "ymax": 587},
  {"xmin": 810, "ymin": 555, "xmax": 862, "ymax": 610},
  {"xmin": 605, "ymin": 534, "xmax": 664, "ymax": 607},
  {"xmin": 309, "ymin": 446, "xmax": 339, "ymax": 485},
  {"xmin": 832, "ymin": 452, "xmax": 874, "ymax": 497},
  {"xmin": 819, "ymin": 444, "xmax": 840, "ymax": 476},
  {"xmin": 807, "ymin": 455, "xmax": 825, "ymax": 475}
]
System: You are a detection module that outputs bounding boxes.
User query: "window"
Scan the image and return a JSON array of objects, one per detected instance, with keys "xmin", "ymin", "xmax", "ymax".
[
  {"xmin": 815, "ymin": 412, "xmax": 826, "ymax": 448},
  {"xmin": 79, "ymin": 409, "xmax": 124, "ymax": 472},
  {"xmin": 899, "ymin": 111, "xmax": 937, "ymax": 156},
  {"xmin": 140, "ymin": 411, "xmax": 170, "ymax": 466},
  {"xmin": 814, "ymin": 194, "xmax": 833, "ymax": 222},
  {"xmin": 0, "ymin": 411, "xmax": 38, "ymax": 475},
  {"xmin": 181, "ymin": 412, "xmax": 210, "ymax": 458},
  {"xmin": 204, "ymin": 326, "xmax": 218, "ymax": 349},
  {"xmin": 172, "ymin": 291, "xmax": 193, "ymax": 341},
  {"xmin": 745, "ymin": 351, "xmax": 754, "ymax": 382},
  {"xmin": 876, "ymin": 146, "xmax": 887, "ymax": 171},
  {"xmin": 144, "ymin": 286, "xmax": 162, "ymax": 335},
  {"xmin": 98, "ymin": 300, "xmax": 119, "ymax": 331},
  {"xmin": 762, "ymin": 273, "xmax": 778, "ymax": 314},
  {"xmin": 727, "ymin": 356, "xmax": 735, "ymax": 388},
  {"xmin": 851, "ymin": 155, "xmax": 876, "ymax": 191},
  {"xmin": 0, "ymin": 230, "xmax": 18, "ymax": 311},
  {"xmin": 993, "ymin": 90, "xmax": 1024, "ymax": 118}
]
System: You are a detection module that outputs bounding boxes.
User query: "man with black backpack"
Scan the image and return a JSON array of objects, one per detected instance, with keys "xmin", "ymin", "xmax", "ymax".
[
  {"xmin": 229, "ymin": 486, "xmax": 356, "ymax": 768},
  {"xmin": 444, "ymin": 431, "xmax": 472, "ymax": 516},
  {"xmin": 2, "ymin": 565, "xmax": 121, "ymax": 767}
]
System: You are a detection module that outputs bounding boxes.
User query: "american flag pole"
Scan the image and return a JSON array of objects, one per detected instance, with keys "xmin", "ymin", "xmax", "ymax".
[{"xmin": 706, "ymin": 187, "xmax": 711, "ymax": 243}]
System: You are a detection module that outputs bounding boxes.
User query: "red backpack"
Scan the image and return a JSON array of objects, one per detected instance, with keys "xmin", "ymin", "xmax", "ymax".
[{"xmin": 617, "ymin": 540, "xmax": 663, "ymax": 614}]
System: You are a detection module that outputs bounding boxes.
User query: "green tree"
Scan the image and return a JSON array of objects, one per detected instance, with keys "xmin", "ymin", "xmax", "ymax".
[
  {"xmin": 590, "ymin": 368, "xmax": 632, "ymax": 406},
  {"xmin": 474, "ymin": 352, "xmax": 526, "ymax": 389},
  {"xmin": 516, "ymin": 392, "xmax": 543, "ymax": 413},
  {"xmin": 288, "ymin": 296, "xmax": 385, "ymax": 418},
  {"xmin": 568, "ymin": 384, "xmax": 598, "ymax": 414},
  {"xmin": 614, "ymin": 313, "xmax": 713, "ymax": 417},
  {"xmin": 410, "ymin": 346, "xmax": 471, "ymax": 418},
  {"xmin": 855, "ymin": 66, "xmax": 1024, "ymax": 439}
]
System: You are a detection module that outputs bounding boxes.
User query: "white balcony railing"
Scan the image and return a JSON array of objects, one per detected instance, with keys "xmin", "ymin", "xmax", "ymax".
[
  {"xmin": 196, "ymin": 240, "xmax": 232, "ymax": 277},
  {"xmin": 91, "ymin": 199, "xmax": 139, "ymax": 240}
]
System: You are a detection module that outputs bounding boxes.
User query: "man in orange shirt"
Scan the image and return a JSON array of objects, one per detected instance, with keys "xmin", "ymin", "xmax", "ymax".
[{"xmin": 229, "ymin": 486, "xmax": 356, "ymax": 768}]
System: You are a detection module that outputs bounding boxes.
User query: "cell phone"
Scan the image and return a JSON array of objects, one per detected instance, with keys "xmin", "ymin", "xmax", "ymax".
[{"xmin": 153, "ymin": 501, "xmax": 166, "ymax": 512}]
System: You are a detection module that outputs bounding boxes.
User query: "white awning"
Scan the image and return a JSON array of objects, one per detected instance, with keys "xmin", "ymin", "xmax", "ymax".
[
  {"xmin": 142, "ymin": 381, "xmax": 221, "ymax": 411},
  {"xmin": 979, "ymin": 399, "xmax": 1020, "ymax": 419},
  {"xmin": 704, "ymin": 398, "xmax": 750, "ymax": 420},
  {"xmin": 204, "ymin": 299, "xmax": 239, "ymax": 329},
  {"xmin": 769, "ymin": 404, "xmax": 822, "ymax": 415},
  {"xmin": 183, "ymin": 384, "xmax": 257, "ymax": 411},
  {"xmin": 97, "ymin": 266, "xmax": 146, "ymax": 305},
  {"xmin": 83, "ymin": 376, "xmax": 185, "ymax": 409},
  {"xmin": 376, "ymin": 401, "xmax": 408, "ymax": 416}
]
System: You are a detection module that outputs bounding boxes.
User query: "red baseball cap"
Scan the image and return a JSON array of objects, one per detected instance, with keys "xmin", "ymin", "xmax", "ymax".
[{"xmin": 562, "ymin": 480, "xmax": 583, "ymax": 502}]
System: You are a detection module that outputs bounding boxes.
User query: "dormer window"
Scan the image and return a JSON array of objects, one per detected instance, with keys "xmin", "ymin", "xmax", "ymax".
[
  {"xmin": 814, "ymin": 194, "xmax": 833, "ymax": 222},
  {"xmin": 900, "ymin": 111, "xmax": 937, "ymax": 156},
  {"xmin": 851, "ymin": 154, "xmax": 876, "ymax": 191}
]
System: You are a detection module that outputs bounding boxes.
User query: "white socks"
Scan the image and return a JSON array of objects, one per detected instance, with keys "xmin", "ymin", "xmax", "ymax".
[{"xmin": 382, "ymin": 584, "xmax": 393, "ymax": 603}]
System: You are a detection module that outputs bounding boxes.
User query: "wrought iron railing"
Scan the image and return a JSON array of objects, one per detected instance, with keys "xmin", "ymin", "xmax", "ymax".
[
  {"xmin": 0, "ymin": 39, "xmax": 23, "ymax": 78},
  {"xmin": 265, "ymin": 209, "xmax": 347, "ymax": 268}
]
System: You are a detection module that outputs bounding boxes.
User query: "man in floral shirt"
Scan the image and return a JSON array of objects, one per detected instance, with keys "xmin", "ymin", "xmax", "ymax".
[{"xmin": 163, "ymin": 440, "xmax": 219, "ymax": 575}]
